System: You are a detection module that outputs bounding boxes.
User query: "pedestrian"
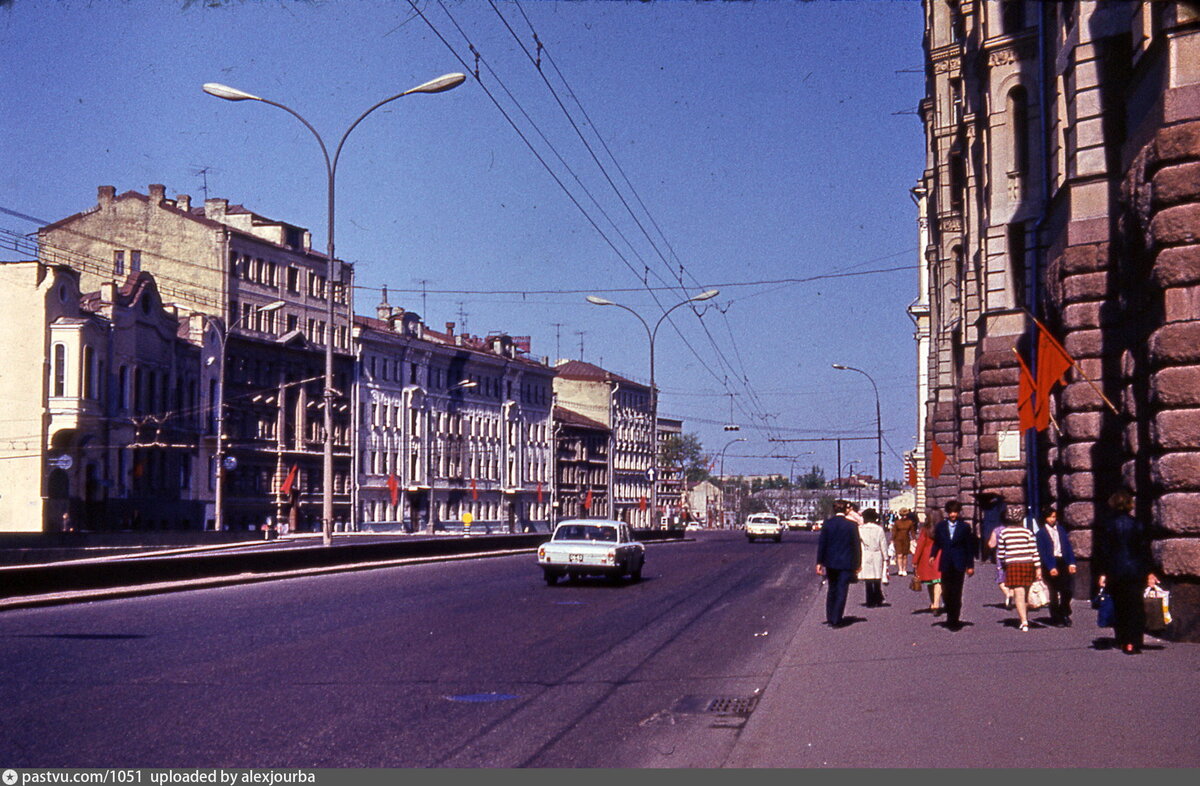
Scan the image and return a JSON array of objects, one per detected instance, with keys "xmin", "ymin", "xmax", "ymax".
[
  {"xmin": 1094, "ymin": 488, "xmax": 1160, "ymax": 654},
  {"xmin": 930, "ymin": 500, "xmax": 976, "ymax": 631},
  {"xmin": 1035, "ymin": 505, "xmax": 1077, "ymax": 627},
  {"xmin": 978, "ymin": 492, "xmax": 1006, "ymax": 562},
  {"xmin": 987, "ymin": 525, "xmax": 1016, "ymax": 609},
  {"xmin": 816, "ymin": 499, "xmax": 863, "ymax": 627},
  {"xmin": 994, "ymin": 509, "xmax": 1041, "ymax": 632},
  {"xmin": 857, "ymin": 508, "xmax": 888, "ymax": 608},
  {"xmin": 912, "ymin": 515, "xmax": 942, "ymax": 613},
  {"xmin": 891, "ymin": 509, "xmax": 915, "ymax": 576}
]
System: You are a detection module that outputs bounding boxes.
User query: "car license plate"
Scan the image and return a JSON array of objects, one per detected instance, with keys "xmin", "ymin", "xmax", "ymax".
[{"xmin": 569, "ymin": 554, "xmax": 584, "ymax": 563}]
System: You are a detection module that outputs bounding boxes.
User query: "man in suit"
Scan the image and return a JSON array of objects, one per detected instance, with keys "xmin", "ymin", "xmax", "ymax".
[
  {"xmin": 816, "ymin": 499, "xmax": 863, "ymax": 627},
  {"xmin": 930, "ymin": 499, "xmax": 976, "ymax": 631},
  {"xmin": 1035, "ymin": 505, "xmax": 1077, "ymax": 626}
]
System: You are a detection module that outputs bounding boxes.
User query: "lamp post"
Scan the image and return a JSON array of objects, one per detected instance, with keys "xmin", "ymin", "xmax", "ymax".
[
  {"xmin": 205, "ymin": 72, "xmax": 466, "ymax": 546},
  {"xmin": 209, "ymin": 299, "xmax": 285, "ymax": 532},
  {"xmin": 586, "ymin": 289, "xmax": 719, "ymax": 527},
  {"xmin": 833, "ymin": 363, "xmax": 884, "ymax": 517},
  {"xmin": 717, "ymin": 436, "xmax": 746, "ymax": 529}
]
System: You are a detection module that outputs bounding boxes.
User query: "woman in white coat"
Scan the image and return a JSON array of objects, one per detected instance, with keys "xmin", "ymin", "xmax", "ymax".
[{"xmin": 857, "ymin": 508, "xmax": 889, "ymax": 607}]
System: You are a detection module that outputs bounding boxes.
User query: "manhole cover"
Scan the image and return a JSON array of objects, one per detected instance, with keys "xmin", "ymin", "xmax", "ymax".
[{"xmin": 706, "ymin": 696, "xmax": 760, "ymax": 715}]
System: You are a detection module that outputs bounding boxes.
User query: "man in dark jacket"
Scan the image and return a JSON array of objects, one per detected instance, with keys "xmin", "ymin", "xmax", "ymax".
[
  {"xmin": 1035, "ymin": 505, "xmax": 1077, "ymax": 626},
  {"xmin": 816, "ymin": 499, "xmax": 863, "ymax": 627},
  {"xmin": 931, "ymin": 499, "xmax": 976, "ymax": 631}
]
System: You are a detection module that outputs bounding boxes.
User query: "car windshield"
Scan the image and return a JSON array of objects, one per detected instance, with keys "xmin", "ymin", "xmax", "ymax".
[
  {"xmin": 749, "ymin": 515, "xmax": 778, "ymax": 523},
  {"xmin": 554, "ymin": 524, "xmax": 618, "ymax": 542}
]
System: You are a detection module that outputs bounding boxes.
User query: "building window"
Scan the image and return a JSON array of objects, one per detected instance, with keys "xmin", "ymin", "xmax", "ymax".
[
  {"xmin": 1008, "ymin": 86, "xmax": 1030, "ymax": 178},
  {"xmin": 1008, "ymin": 223, "xmax": 1027, "ymax": 309},
  {"xmin": 130, "ymin": 250, "xmax": 141, "ymax": 273},
  {"xmin": 82, "ymin": 346, "xmax": 95, "ymax": 400},
  {"xmin": 53, "ymin": 344, "xmax": 66, "ymax": 397},
  {"xmin": 286, "ymin": 313, "xmax": 298, "ymax": 333},
  {"xmin": 287, "ymin": 267, "xmax": 300, "ymax": 293},
  {"xmin": 113, "ymin": 250, "xmax": 125, "ymax": 276}
]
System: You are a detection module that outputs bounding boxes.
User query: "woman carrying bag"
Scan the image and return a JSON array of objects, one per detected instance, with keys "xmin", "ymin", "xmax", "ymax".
[{"xmin": 994, "ymin": 512, "xmax": 1041, "ymax": 632}]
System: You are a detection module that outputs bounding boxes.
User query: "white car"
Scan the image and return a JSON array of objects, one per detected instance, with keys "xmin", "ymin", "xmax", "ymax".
[
  {"xmin": 537, "ymin": 519, "xmax": 646, "ymax": 585},
  {"xmin": 744, "ymin": 513, "xmax": 784, "ymax": 543},
  {"xmin": 784, "ymin": 517, "xmax": 808, "ymax": 531}
]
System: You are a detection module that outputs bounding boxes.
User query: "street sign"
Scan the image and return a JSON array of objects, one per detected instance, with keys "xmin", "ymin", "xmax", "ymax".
[
  {"xmin": 647, "ymin": 468, "xmax": 657, "ymax": 483},
  {"xmin": 50, "ymin": 455, "xmax": 73, "ymax": 471},
  {"xmin": 222, "ymin": 456, "xmax": 238, "ymax": 471}
]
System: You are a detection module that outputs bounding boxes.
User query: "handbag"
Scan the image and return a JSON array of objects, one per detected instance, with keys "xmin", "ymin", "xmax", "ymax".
[
  {"xmin": 1143, "ymin": 585, "xmax": 1172, "ymax": 632},
  {"xmin": 1027, "ymin": 579, "xmax": 1049, "ymax": 609},
  {"xmin": 909, "ymin": 574, "xmax": 922, "ymax": 592},
  {"xmin": 1093, "ymin": 590, "xmax": 1115, "ymax": 628}
]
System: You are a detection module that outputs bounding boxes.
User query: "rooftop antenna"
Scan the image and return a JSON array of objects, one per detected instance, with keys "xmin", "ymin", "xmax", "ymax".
[
  {"xmin": 574, "ymin": 330, "xmax": 586, "ymax": 360},
  {"xmin": 188, "ymin": 164, "xmax": 219, "ymax": 201},
  {"xmin": 456, "ymin": 301, "xmax": 469, "ymax": 333},
  {"xmin": 550, "ymin": 322, "xmax": 564, "ymax": 361},
  {"xmin": 414, "ymin": 278, "xmax": 431, "ymax": 318}
]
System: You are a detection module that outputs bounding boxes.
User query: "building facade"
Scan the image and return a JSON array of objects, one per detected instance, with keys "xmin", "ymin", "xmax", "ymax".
[
  {"xmin": 38, "ymin": 185, "xmax": 355, "ymax": 531},
  {"xmin": 354, "ymin": 302, "xmax": 555, "ymax": 534},
  {"xmin": 916, "ymin": 1, "xmax": 1200, "ymax": 636},
  {"xmin": 553, "ymin": 360, "xmax": 655, "ymax": 527},
  {"xmin": 552, "ymin": 405, "xmax": 611, "ymax": 522}
]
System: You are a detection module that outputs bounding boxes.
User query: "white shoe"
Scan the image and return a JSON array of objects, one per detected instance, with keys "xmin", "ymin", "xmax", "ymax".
[{"xmin": 1019, "ymin": 622, "xmax": 1029, "ymax": 632}]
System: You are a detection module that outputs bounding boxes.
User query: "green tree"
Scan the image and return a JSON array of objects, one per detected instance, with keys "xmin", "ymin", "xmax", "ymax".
[{"xmin": 661, "ymin": 432, "xmax": 709, "ymax": 483}]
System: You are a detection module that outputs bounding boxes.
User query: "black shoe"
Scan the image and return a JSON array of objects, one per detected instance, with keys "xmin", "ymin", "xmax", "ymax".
[{"xmin": 1062, "ymin": 618, "xmax": 1072, "ymax": 627}]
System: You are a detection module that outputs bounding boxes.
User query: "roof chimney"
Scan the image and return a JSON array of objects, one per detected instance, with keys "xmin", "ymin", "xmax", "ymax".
[
  {"xmin": 445, "ymin": 321, "xmax": 455, "ymax": 337},
  {"xmin": 204, "ymin": 198, "xmax": 228, "ymax": 221},
  {"xmin": 376, "ymin": 285, "xmax": 391, "ymax": 321},
  {"xmin": 176, "ymin": 194, "xmax": 191, "ymax": 212},
  {"xmin": 148, "ymin": 184, "xmax": 166, "ymax": 204},
  {"xmin": 98, "ymin": 185, "xmax": 116, "ymax": 206}
]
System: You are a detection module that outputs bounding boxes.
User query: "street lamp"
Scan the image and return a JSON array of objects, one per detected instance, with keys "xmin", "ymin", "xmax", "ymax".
[
  {"xmin": 205, "ymin": 72, "xmax": 466, "ymax": 546},
  {"xmin": 833, "ymin": 363, "xmax": 884, "ymax": 517},
  {"xmin": 209, "ymin": 299, "xmax": 285, "ymax": 532},
  {"xmin": 586, "ymin": 289, "xmax": 719, "ymax": 527},
  {"xmin": 718, "ymin": 436, "xmax": 746, "ymax": 529}
]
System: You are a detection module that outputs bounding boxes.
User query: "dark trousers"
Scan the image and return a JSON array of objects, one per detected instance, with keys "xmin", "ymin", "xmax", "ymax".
[
  {"xmin": 825, "ymin": 569, "xmax": 855, "ymax": 625},
  {"xmin": 1109, "ymin": 577, "xmax": 1146, "ymax": 650},
  {"xmin": 864, "ymin": 579, "xmax": 884, "ymax": 607},
  {"xmin": 941, "ymin": 569, "xmax": 966, "ymax": 626},
  {"xmin": 1047, "ymin": 560, "xmax": 1074, "ymax": 623}
]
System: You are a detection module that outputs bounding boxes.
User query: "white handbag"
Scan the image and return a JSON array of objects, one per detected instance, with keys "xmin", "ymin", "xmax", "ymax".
[{"xmin": 1027, "ymin": 580, "xmax": 1049, "ymax": 609}]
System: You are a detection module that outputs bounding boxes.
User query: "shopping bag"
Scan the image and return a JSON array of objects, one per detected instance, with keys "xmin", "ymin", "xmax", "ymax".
[
  {"xmin": 910, "ymin": 574, "xmax": 922, "ymax": 592},
  {"xmin": 1027, "ymin": 580, "xmax": 1049, "ymax": 609},
  {"xmin": 1093, "ymin": 590, "xmax": 1114, "ymax": 628},
  {"xmin": 1143, "ymin": 585, "xmax": 1171, "ymax": 631}
]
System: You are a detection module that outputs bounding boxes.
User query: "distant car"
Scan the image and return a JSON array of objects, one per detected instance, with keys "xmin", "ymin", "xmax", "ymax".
[
  {"xmin": 537, "ymin": 519, "xmax": 645, "ymax": 585},
  {"xmin": 685, "ymin": 522, "xmax": 703, "ymax": 532},
  {"xmin": 744, "ymin": 512, "xmax": 784, "ymax": 543},
  {"xmin": 784, "ymin": 517, "xmax": 808, "ymax": 531}
]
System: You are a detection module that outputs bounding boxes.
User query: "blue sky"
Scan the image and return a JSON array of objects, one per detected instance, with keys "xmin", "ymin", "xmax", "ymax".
[{"xmin": 1, "ymin": 0, "xmax": 926, "ymax": 485}]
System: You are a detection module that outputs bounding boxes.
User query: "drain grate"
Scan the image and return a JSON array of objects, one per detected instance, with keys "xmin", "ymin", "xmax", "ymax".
[{"xmin": 705, "ymin": 695, "xmax": 760, "ymax": 715}]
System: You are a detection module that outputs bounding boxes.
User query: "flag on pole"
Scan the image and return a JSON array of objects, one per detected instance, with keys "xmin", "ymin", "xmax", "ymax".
[
  {"xmin": 280, "ymin": 463, "xmax": 299, "ymax": 496},
  {"xmin": 638, "ymin": 496, "xmax": 647, "ymax": 512},
  {"xmin": 471, "ymin": 478, "xmax": 478, "ymax": 501},
  {"xmin": 930, "ymin": 440, "xmax": 948, "ymax": 479},
  {"xmin": 387, "ymin": 472, "xmax": 399, "ymax": 507},
  {"xmin": 905, "ymin": 459, "xmax": 918, "ymax": 488},
  {"xmin": 1035, "ymin": 320, "xmax": 1075, "ymax": 429},
  {"xmin": 536, "ymin": 481, "xmax": 544, "ymax": 504},
  {"xmin": 1014, "ymin": 348, "xmax": 1038, "ymax": 432},
  {"xmin": 583, "ymin": 488, "xmax": 593, "ymax": 511}
]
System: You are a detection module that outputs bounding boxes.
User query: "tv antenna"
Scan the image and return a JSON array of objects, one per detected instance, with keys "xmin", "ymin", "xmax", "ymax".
[{"xmin": 188, "ymin": 165, "xmax": 220, "ymax": 201}]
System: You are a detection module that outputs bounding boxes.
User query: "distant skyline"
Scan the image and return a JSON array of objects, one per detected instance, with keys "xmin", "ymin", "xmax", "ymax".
[{"xmin": 1, "ymin": 0, "xmax": 926, "ymax": 488}]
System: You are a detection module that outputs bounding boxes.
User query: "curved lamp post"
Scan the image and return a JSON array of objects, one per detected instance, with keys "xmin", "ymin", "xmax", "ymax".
[
  {"xmin": 586, "ymin": 289, "xmax": 719, "ymax": 526},
  {"xmin": 833, "ymin": 363, "xmax": 884, "ymax": 517},
  {"xmin": 717, "ymin": 436, "xmax": 747, "ymax": 529},
  {"xmin": 209, "ymin": 299, "xmax": 285, "ymax": 532},
  {"xmin": 204, "ymin": 72, "xmax": 466, "ymax": 545}
]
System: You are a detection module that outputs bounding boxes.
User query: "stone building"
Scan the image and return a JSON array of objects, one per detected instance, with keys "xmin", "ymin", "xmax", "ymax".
[
  {"xmin": 656, "ymin": 416, "xmax": 685, "ymax": 527},
  {"xmin": 915, "ymin": 1, "xmax": 1200, "ymax": 637},
  {"xmin": 0, "ymin": 263, "xmax": 211, "ymax": 532},
  {"xmin": 553, "ymin": 360, "xmax": 655, "ymax": 527},
  {"xmin": 354, "ymin": 300, "xmax": 555, "ymax": 534},
  {"xmin": 38, "ymin": 185, "xmax": 355, "ymax": 531}
]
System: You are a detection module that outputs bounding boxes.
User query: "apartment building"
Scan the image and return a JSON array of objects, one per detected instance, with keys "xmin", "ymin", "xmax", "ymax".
[
  {"xmin": 37, "ymin": 185, "xmax": 355, "ymax": 531},
  {"xmin": 552, "ymin": 405, "xmax": 610, "ymax": 521},
  {"xmin": 355, "ymin": 299, "xmax": 555, "ymax": 534},
  {"xmin": 553, "ymin": 360, "xmax": 654, "ymax": 527},
  {"xmin": 916, "ymin": 1, "xmax": 1200, "ymax": 635}
]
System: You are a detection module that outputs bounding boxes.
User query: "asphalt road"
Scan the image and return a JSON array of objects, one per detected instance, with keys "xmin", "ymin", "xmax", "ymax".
[{"xmin": 0, "ymin": 530, "xmax": 820, "ymax": 767}]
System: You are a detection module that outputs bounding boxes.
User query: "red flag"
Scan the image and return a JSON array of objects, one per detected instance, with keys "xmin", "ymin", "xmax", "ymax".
[
  {"xmin": 280, "ymin": 463, "xmax": 299, "ymax": 495},
  {"xmin": 583, "ymin": 488, "xmax": 593, "ymax": 511},
  {"xmin": 1014, "ymin": 349, "xmax": 1038, "ymax": 432},
  {"xmin": 930, "ymin": 440, "xmax": 947, "ymax": 479},
  {"xmin": 387, "ymin": 472, "xmax": 399, "ymax": 507},
  {"xmin": 1035, "ymin": 320, "xmax": 1074, "ymax": 428},
  {"xmin": 906, "ymin": 459, "xmax": 918, "ymax": 488},
  {"xmin": 471, "ymin": 478, "xmax": 478, "ymax": 501},
  {"xmin": 638, "ymin": 496, "xmax": 647, "ymax": 512},
  {"xmin": 536, "ymin": 481, "xmax": 544, "ymax": 504}
]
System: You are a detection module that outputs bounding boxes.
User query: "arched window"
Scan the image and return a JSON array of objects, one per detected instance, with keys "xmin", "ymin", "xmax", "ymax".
[{"xmin": 82, "ymin": 346, "xmax": 95, "ymax": 400}]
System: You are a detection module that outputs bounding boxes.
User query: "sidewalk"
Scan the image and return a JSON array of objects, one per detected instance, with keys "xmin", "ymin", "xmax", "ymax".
[{"xmin": 726, "ymin": 564, "xmax": 1200, "ymax": 768}]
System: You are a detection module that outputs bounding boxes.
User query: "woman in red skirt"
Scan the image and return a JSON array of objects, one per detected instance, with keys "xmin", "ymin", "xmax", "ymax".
[{"xmin": 995, "ymin": 514, "xmax": 1041, "ymax": 631}]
